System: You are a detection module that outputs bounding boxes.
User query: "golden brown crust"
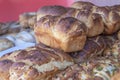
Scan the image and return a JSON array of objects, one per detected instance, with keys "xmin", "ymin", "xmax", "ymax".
[
  {"xmin": 62, "ymin": 8, "xmax": 104, "ymax": 37},
  {"xmin": 0, "ymin": 43, "xmax": 73, "ymax": 80},
  {"xmin": 92, "ymin": 6, "xmax": 120, "ymax": 34},
  {"xmin": 37, "ymin": 5, "xmax": 67, "ymax": 21},
  {"xmin": 34, "ymin": 15, "xmax": 87, "ymax": 52},
  {"xmin": 71, "ymin": 1, "xmax": 120, "ymax": 34}
]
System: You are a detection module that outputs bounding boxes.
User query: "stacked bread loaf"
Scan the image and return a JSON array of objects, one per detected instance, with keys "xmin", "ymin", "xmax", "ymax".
[
  {"xmin": 0, "ymin": 1, "xmax": 120, "ymax": 80},
  {"xmin": 35, "ymin": 1, "xmax": 120, "ymax": 52}
]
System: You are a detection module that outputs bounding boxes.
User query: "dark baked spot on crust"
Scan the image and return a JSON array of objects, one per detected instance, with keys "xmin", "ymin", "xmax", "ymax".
[{"xmin": 38, "ymin": 5, "xmax": 67, "ymax": 16}]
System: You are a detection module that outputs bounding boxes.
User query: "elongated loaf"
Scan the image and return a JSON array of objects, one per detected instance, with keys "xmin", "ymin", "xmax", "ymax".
[
  {"xmin": 34, "ymin": 15, "xmax": 87, "ymax": 52},
  {"xmin": 62, "ymin": 8, "xmax": 104, "ymax": 37},
  {"xmin": 92, "ymin": 6, "xmax": 120, "ymax": 34},
  {"xmin": 71, "ymin": 1, "xmax": 120, "ymax": 34},
  {"xmin": 52, "ymin": 57, "xmax": 120, "ymax": 80},
  {"xmin": 0, "ymin": 43, "xmax": 73, "ymax": 80}
]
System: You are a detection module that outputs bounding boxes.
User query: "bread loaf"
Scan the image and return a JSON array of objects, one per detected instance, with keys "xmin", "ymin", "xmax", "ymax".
[
  {"xmin": 70, "ymin": 36, "xmax": 106, "ymax": 63},
  {"xmin": 52, "ymin": 57, "xmax": 120, "ymax": 80},
  {"xmin": 92, "ymin": 6, "xmax": 120, "ymax": 34},
  {"xmin": 37, "ymin": 5, "xmax": 67, "ymax": 21},
  {"xmin": 62, "ymin": 8, "xmax": 104, "ymax": 37},
  {"xmin": 0, "ymin": 43, "xmax": 73, "ymax": 80},
  {"xmin": 71, "ymin": 1, "xmax": 120, "ymax": 34},
  {"xmin": 34, "ymin": 15, "xmax": 87, "ymax": 52}
]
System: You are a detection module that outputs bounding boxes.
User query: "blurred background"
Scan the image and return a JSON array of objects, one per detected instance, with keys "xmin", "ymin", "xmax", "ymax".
[{"xmin": 0, "ymin": 0, "xmax": 120, "ymax": 22}]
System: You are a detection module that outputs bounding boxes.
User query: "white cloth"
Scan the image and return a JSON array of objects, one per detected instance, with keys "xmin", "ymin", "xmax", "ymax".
[{"xmin": 0, "ymin": 42, "xmax": 35, "ymax": 57}]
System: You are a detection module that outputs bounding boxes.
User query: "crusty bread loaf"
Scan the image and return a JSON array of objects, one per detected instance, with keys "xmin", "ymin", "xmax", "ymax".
[
  {"xmin": 34, "ymin": 15, "xmax": 87, "ymax": 52},
  {"xmin": 37, "ymin": 5, "xmax": 67, "ymax": 21},
  {"xmin": 19, "ymin": 12, "xmax": 36, "ymax": 29},
  {"xmin": 52, "ymin": 57, "xmax": 120, "ymax": 80},
  {"xmin": 71, "ymin": 1, "xmax": 120, "ymax": 34},
  {"xmin": 62, "ymin": 8, "xmax": 104, "ymax": 37},
  {"xmin": 92, "ymin": 6, "xmax": 120, "ymax": 34},
  {"xmin": 0, "ymin": 43, "xmax": 74, "ymax": 80},
  {"xmin": 0, "ymin": 38, "xmax": 14, "ymax": 51},
  {"xmin": 70, "ymin": 36, "xmax": 106, "ymax": 63}
]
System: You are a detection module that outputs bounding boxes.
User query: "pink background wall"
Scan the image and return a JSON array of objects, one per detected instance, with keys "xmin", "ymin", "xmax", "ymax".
[
  {"xmin": 0, "ymin": 0, "xmax": 74, "ymax": 22},
  {"xmin": 0, "ymin": 0, "xmax": 120, "ymax": 22}
]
